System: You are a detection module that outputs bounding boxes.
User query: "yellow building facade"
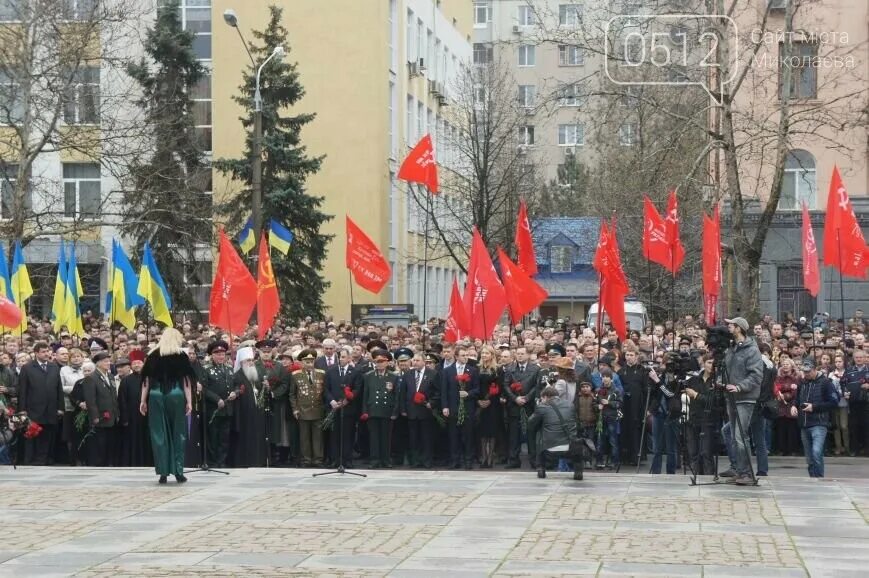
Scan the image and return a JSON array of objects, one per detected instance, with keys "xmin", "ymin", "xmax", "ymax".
[{"xmin": 211, "ymin": 0, "xmax": 472, "ymax": 321}]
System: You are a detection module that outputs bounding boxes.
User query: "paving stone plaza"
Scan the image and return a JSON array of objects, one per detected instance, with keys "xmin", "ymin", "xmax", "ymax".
[{"xmin": 0, "ymin": 458, "xmax": 867, "ymax": 577}]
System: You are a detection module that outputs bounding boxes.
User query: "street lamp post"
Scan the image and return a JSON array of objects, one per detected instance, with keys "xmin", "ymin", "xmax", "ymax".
[{"xmin": 223, "ymin": 9, "xmax": 284, "ymax": 253}]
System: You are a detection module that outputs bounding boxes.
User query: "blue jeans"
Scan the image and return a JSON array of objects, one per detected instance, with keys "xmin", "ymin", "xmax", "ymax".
[
  {"xmin": 800, "ymin": 425, "xmax": 828, "ymax": 477},
  {"xmin": 722, "ymin": 407, "xmax": 769, "ymax": 475},
  {"xmin": 596, "ymin": 421, "xmax": 619, "ymax": 466},
  {"xmin": 650, "ymin": 414, "xmax": 677, "ymax": 474}
]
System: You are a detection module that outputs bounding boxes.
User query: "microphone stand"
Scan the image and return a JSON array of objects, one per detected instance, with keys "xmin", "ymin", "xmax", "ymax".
[
  {"xmin": 185, "ymin": 369, "xmax": 229, "ymax": 476},
  {"xmin": 313, "ymin": 402, "xmax": 366, "ymax": 478}
]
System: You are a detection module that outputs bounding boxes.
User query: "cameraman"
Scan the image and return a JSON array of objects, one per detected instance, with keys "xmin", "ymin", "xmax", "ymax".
[
  {"xmin": 722, "ymin": 317, "xmax": 765, "ymax": 485},
  {"xmin": 684, "ymin": 355, "xmax": 719, "ymax": 475},
  {"xmin": 648, "ymin": 355, "xmax": 678, "ymax": 475}
]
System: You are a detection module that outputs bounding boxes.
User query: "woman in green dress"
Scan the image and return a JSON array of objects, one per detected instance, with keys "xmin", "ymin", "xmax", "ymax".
[{"xmin": 139, "ymin": 328, "xmax": 195, "ymax": 484}]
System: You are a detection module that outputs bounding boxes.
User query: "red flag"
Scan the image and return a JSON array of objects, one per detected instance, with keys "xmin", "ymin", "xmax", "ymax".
[
  {"xmin": 497, "ymin": 247, "xmax": 548, "ymax": 323},
  {"xmin": 346, "ymin": 215, "xmax": 391, "ymax": 293},
  {"xmin": 514, "ymin": 200, "xmax": 538, "ymax": 276},
  {"xmin": 801, "ymin": 203, "xmax": 820, "ymax": 297},
  {"xmin": 444, "ymin": 278, "xmax": 469, "ymax": 343},
  {"xmin": 398, "ymin": 134, "xmax": 438, "ymax": 194},
  {"xmin": 664, "ymin": 190, "xmax": 686, "ymax": 273},
  {"xmin": 0, "ymin": 294, "xmax": 22, "ymax": 328},
  {"xmin": 462, "ymin": 228, "xmax": 507, "ymax": 340},
  {"xmin": 823, "ymin": 165, "xmax": 869, "ymax": 279},
  {"xmin": 702, "ymin": 206, "xmax": 722, "ymax": 324},
  {"xmin": 642, "ymin": 195, "xmax": 671, "ymax": 268},
  {"xmin": 210, "ymin": 229, "xmax": 258, "ymax": 335},
  {"xmin": 593, "ymin": 220, "xmax": 629, "ymax": 339},
  {"xmin": 257, "ymin": 232, "xmax": 281, "ymax": 338}
]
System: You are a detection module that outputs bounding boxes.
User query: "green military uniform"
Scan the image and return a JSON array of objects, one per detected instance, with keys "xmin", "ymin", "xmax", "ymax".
[
  {"xmin": 362, "ymin": 367, "xmax": 400, "ymax": 468},
  {"xmin": 291, "ymin": 351, "xmax": 326, "ymax": 467},
  {"xmin": 202, "ymin": 342, "xmax": 234, "ymax": 468}
]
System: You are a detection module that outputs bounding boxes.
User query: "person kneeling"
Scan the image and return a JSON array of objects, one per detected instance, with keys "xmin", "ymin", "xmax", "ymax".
[{"xmin": 528, "ymin": 386, "xmax": 582, "ymax": 481}]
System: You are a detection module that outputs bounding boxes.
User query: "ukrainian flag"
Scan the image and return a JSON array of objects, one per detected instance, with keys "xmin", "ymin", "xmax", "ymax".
[
  {"xmin": 268, "ymin": 219, "xmax": 294, "ymax": 255},
  {"xmin": 238, "ymin": 218, "xmax": 255, "ymax": 255},
  {"xmin": 10, "ymin": 241, "xmax": 32, "ymax": 333},
  {"xmin": 106, "ymin": 240, "xmax": 144, "ymax": 330},
  {"xmin": 137, "ymin": 243, "xmax": 173, "ymax": 327},
  {"xmin": 63, "ymin": 244, "xmax": 85, "ymax": 336},
  {"xmin": 51, "ymin": 242, "xmax": 68, "ymax": 333}
]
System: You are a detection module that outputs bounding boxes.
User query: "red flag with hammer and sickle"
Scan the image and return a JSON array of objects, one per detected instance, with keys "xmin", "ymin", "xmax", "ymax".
[{"xmin": 398, "ymin": 134, "xmax": 439, "ymax": 194}]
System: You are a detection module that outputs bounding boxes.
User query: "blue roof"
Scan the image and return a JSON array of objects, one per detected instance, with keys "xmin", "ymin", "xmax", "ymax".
[{"xmin": 532, "ymin": 217, "xmax": 601, "ymax": 265}]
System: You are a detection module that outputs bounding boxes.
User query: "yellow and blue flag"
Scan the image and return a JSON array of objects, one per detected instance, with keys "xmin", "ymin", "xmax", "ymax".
[
  {"xmin": 137, "ymin": 243, "xmax": 173, "ymax": 327},
  {"xmin": 238, "ymin": 218, "xmax": 255, "ymax": 255},
  {"xmin": 0, "ymin": 244, "xmax": 12, "ymax": 303},
  {"xmin": 268, "ymin": 219, "xmax": 294, "ymax": 256},
  {"xmin": 51, "ymin": 242, "xmax": 68, "ymax": 332},
  {"xmin": 63, "ymin": 244, "xmax": 85, "ymax": 336},
  {"xmin": 10, "ymin": 241, "xmax": 32, "ymax": 333},
  {"xmin": 106, "ymin": 240, "xmax": 144, "ymax": 330}
]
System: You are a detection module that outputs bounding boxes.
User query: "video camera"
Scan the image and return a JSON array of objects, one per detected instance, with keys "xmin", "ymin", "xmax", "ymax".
[
  {"xmin": 706, "ymin": 325, "xmax": 734, "ymax": 360},
  {"xmin": 664, "ymin": 351, "xmax": 693, "ymax": 378}
]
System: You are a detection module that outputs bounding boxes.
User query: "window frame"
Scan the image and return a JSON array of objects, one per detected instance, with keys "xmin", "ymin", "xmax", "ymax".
[
  {"xmin": 518, "ymin": 84, "xmax": 536, "ymax": 108},
  {"xmin": 558, "ymin": 3, "xmax": 582, "ymax": 27},
  {"xmin": 550, "ymin": 245, "xmax": 573, "ymax": 273},
  {"xmin": 779, "ymin": 149, "xmax": 817, "ymax": 210},
  {"xmin": 63, "ymin": 66, "xmax": 100, "ymax": 126},
  {"xmin": 0, "ymin": 163, "xmax": 31, "ymax": 220},
  {"xmin": 473, "ymin": 43, "xmax": 493, "ymax": 65},
  {"xmin": 779, "ymin": 41, "xmax": 818, "ymax": 100},
  {"xmin": 473, "ymin": 2, "xmax": 491, "ymax": 28},
  {"xmin": 619, "ymin": 122, "xmax": 637, "ymax": 146},
  {"xmin": 558, "ymin": 123, "xmax": 584, "ymax": 146},
  {"xmin": 558, "ymin": 44, "xmax": 583, "ymax": 66},
  {"xmin": 517, "ymin": 4, "xmax": 535, "ymax": 26},
  {"xmin": 62, "ymin": 162, "xmax": 101, "ymax": 220},
  {"xmin": 518, "ymin": 125, "xmax": 535, "ymax": 146},
  {"xmin": 518, "ymin": 44, "xmax": 536, "ymax": 67}
]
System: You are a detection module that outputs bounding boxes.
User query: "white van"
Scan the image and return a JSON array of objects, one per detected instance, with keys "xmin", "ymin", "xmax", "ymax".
[{"xmin": 586, "ymin": 300, "xmax": 649, "ymax": 333}]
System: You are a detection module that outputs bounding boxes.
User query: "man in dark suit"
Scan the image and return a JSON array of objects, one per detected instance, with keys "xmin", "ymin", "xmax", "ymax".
[
  {"xmin": 400, "ymin": 352, "xmax": 439, "ymax": 468},
  {"xmin": 18, "ymin": 342, "xmax": 64, "ymax": 465},
  {"xmin": 440, "ymin": 347, "xmax": 479, "ymax": 469},
  {"xmin": 324, "ymin": 348, "xmax": 359, "ymax": 467},
  {"xmin": 314, "ymin": 339, "xmax": 339, "ymax": 371},
  {"xmin": 81, "ymin": 351, "xmax": 119, "ymax": 467},
  {"xmin": 503, "ymin": 346, "xmax": 542, "ymax": 468}
]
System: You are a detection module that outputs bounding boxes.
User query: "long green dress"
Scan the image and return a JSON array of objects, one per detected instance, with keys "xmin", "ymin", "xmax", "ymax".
[{"xmin": 141, "ymin": 351, "xmax": 196, "ymax": 477}]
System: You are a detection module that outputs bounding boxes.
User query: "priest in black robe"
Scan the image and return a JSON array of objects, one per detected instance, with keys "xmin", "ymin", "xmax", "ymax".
[
  {"xmin": 118, "ymin": 350, "xmax": 151, "ymax": 467},
  {"xmin": 230, "ymin": 347, "xmax": 268, "ymax": 467}
]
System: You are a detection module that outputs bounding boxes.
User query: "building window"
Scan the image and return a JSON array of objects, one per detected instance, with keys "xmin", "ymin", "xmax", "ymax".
[
  {"xmin": 779, "ymin": 149, "xmax": 816, "ymax": 210},
  {"xmin": 558, "ymin": 45, "xmax": 583, "ymax": 66},
  {"xmin": 0, "ymin": 0, "xmax": 21, "ymax": 21},
  {"xmin": 181, "ymin": 0, "xmax": 211, "ymax": 60},
  {"xmin": 517, "ymin": 5, "xmax": 535, "ymax": 26},
  {"xmin": 619, "ymin": 122, "xmax": 637, "ymax": 146},
  {"xmin": 558, "ymin": 83, "xmax": 584, "ymax": 106},
  {"xmin": 518, "ymin": 125, "xmax": 535, "ymax": 146},
  {"xmin": 63, "ymin": 163, "xmax": 101, "ymax": 219},
  {"xmin": 0, "ymin": 69, "xmax": 24, "ymax": 124},
  {"xmin": 518, "ymin": 45, "xmax": 536, "ymax": 67},
  {"xmin": 406, "ymin": 9, "xmax": 416, "ymax": 62},
  {"xmin": 190, "ymin": 72, "xmax": 211, "ymax": 153},
  {"xmin": 518, "ymin": 85, "xmax": 536, "ymax": 108},
  {"xmin": 780, "ymin": 42, "xmax": 817, "ymax": 100},
  {"xmin": 64, "ymin": 0, "xmax": 97, "ymax": 20},
  {"xmin": 63, "ymin": 66, "xmax": 100, "ymax": 125},
  {"xmin": 550, "ymin": 245, "xmax": 573, "ymax": 273},
  {"xmin": 558, "ymin": 3, "xmax": 582, "ymax": 27},
  {"xmin": 0, "ymin": 164, "xmax": 30, "ymax": 219},
  {"xmin": 473, "ymin": 43, "xmax": 492, "ymax": 65},
  {"xmin": 777, "ymin": 266, "xmax": 816, "ymax": 322},
  {"xmin": 474, "ymin": 2, "xmax": 490, "ymax": 27},
  {"xmin": 558, "ymin": 124, "xmax": 584, "ymax": 146}
]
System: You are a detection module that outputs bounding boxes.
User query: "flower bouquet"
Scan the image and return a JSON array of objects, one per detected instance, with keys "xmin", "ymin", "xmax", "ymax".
[{"xmin": 456, "ymin": 373, "xmax": 470, "ymax": 425}]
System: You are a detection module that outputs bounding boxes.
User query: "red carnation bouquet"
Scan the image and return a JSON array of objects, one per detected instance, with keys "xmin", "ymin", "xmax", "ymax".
[
  {"xmin": 510, "ymin": 382, "xmax": 523, "ymax": 394},
  {"xmin": 457, "ymin": 374, "xmax": 470, "ymax": 384},
  {"xmin": 24, "ymin": 421, "xmax": 43, "ymax": 439},
  {"xmin": 343, "ymin": 386, "xmax": 355, "ymax": 401},
  {"xmin": 359, "ymin": 413, "xmax": 369, "ymax": 422},
  {"xmin": 488, "ymin": 384, "xmax": 500, "ymax": 398},
  {"xmin": 413, "ymin": 391, "xmax": 427, "ymax": 405},
  {"xmin": 102, "ymin": 411, "xmax": 111, "ymax": 421}
]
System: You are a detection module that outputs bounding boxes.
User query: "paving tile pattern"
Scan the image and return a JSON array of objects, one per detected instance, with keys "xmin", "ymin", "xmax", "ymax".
[
  {"xmin": 0, "ymin": 485, "xmax": 190, "ymax": 512},
  {"xmin": 231, "ymin": 489, "xmax": 476, "ymax": 516}
]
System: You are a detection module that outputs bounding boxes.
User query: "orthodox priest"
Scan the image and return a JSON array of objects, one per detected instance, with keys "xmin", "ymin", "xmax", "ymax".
[
  {"xmin": 118, "ymin": 349, "xmax": 151, "ymax": 466},
  {"xmin": 230, "ymin": 347, "xmax": 268, "ymax": 467}
]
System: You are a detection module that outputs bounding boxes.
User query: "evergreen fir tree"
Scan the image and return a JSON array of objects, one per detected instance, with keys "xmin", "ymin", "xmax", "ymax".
[
  {"xmin": 123, "ymin": 0, "xmax": 211, "ymax": 312},
  {"xmin": 214, "ymin": 5, "xmax": 331, "ymax": 320}
]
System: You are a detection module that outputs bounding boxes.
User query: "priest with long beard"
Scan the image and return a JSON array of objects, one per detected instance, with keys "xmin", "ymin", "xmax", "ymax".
[
  {"xmin": 230, "ymin": 347, "xmax": 268, "ymax": 467},
  {"xmin": 118, "ymin": 349, "xmax": 151, "ymax": 467}
]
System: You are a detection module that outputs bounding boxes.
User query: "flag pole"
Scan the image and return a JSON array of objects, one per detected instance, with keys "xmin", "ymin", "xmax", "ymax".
[
  {"xmin": 348, "ymin": 269, "xmax": 355, "ymax": 325},
  {"xmin": 16, "ymin": 246, "xmax": 22, "ymax": 351},
  {"xmin": 421, "ymin": 184, "xmax": 430, "ymax": 352},
  {"xmin": 836, "ymin": 230, "xmax": 846, "ymax": 323}
]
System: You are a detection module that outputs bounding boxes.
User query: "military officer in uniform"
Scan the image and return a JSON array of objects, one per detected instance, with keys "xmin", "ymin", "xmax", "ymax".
[
  {"xmin": 291, "ymin": 349, "xmax": 326, "ymax": 467},
  {"xmin": 391, "ymin": 347, "xmax": 413, "ymax": 466},
  {"xmin": 202, "ymin": 341, "xmax": 234, "ymax": 468},
  {"xmin": 361, "ymin": 349, "xmax": 399, "ymax": 469}
]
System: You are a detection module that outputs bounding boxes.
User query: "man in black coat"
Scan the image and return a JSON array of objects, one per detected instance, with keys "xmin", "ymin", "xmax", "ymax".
[
  {"xmin": 502, "ymin": 347, "xmax": 541, "ymax": 468},
  {"xmin": 618, "ymin": 349, "xmax": 655, "ymax": 466},
  {"xmin": 18, "ymin": 342, "xmax": 64, "ymax": 465},
  {"xmin": 400, "ymin": 352, "xmax": 439, "ymax": 468},
  {"xmin": 440, "ymin": 347, "xmax": 479, "ymax": 469},
  {"xmin": 117, "ymin": 350, "xmax": 151, "ymax": 466},
  {"xmin": 81, "ymin": 351, "xmax": 120, "ymax": 467},
  {"xmin": 324, "ymin": 348, "xmax": 360, "ymax": 468}
]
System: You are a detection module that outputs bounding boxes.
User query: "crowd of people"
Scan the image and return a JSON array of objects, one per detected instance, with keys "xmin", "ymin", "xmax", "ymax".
[{"xmin": 0, "ymin": 307, "xmax": 866, "ymax": 482}]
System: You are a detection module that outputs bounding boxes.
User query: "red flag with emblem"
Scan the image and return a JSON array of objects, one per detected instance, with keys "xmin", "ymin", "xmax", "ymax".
[
  {"xmin": 702, "ymin": 206, "xmax": 721, "ymax": 324},
  {"xmin": 514, "ymin": 200, "xmax": 538, "ymax": 276},
  {"xmin": 444, "ymin": 278, "xmax": 469, "ymax": 343},
  {"xmin": 210, "ymin": 229, "xmax": 258, "ymax": 335},
  {"xmin": 257, "ymin": 232, "xmax": 281, "ymax": 338},
  {"xmin": 398, "ymin": 134, "xmax": 438, "ymax": 194},
  {"xmin": 593, "ymin": 220, "xmax": 629, "ymax": 339},
  {"xmin": 823, "ymin": 165, "xmax": 869, "ymax": 279},
  {"xmin": 643, "ymin": 195, "xmax": 671, "ymax": 269},
  {"xmin": 497, "ymin": 247, "xmax": 547, "ymax": 324},
  {"xmin": 664, "ymin": 190, "xmax": 686, "ymax": 273},
  {"xmin": 346, "ymin": 215, "xmax": 392, "ymax": 293},
  {"xmin": 462, "ymin": 228, "xmax": 507, "ymax": 340},
  {"xmin": 801, "ymin": 203, "xmax": 820, "ymax": 297}
]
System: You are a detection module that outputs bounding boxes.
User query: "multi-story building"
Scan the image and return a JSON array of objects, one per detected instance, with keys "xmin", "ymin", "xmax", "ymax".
[{"xmin": 212, "ymin": 0, "xmax": 472, "ymax": 321}]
